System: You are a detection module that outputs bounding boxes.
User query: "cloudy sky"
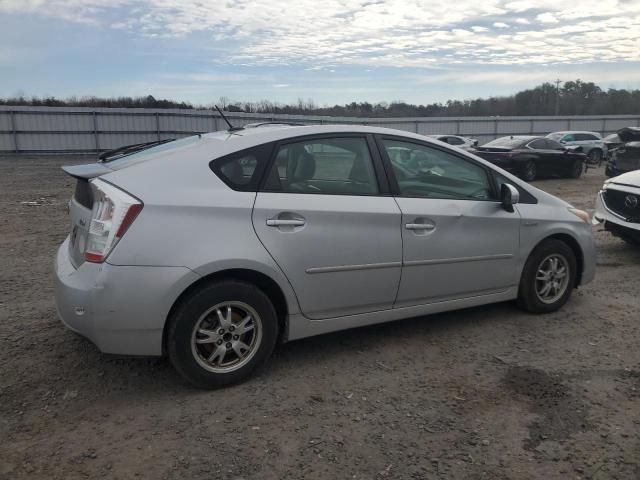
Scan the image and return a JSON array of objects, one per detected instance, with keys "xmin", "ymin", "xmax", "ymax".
[{"xmin": 1, "ymin": 0, "xmax": 639, "ymax": 105}]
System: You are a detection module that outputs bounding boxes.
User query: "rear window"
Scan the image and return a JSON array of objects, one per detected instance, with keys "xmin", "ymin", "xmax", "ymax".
[
  {"xmin": 484, "ymin": 137, "xmax": 528, "ymax": 148},
  {"xmin": 106, "ymin": 136, "xmax": 202, "ymax": 170}
]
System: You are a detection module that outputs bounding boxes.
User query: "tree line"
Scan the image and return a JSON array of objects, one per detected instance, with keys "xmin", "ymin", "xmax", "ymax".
[{"xmin": 2, "ymin": 80, "xmax": 639, "ymax": 117}]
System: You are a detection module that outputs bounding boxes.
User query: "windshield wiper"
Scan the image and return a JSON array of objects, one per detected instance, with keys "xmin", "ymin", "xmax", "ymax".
[{"xmin": 98, "ymin": 139, "xmax": 175, "ymax": 163}]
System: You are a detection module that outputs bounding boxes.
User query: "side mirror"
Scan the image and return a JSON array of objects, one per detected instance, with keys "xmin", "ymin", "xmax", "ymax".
[
  {"xmin": 501, "ymin": 183, "xmax": 519, "ymax": 212},
  {"xmin": 560, "ymin": 140, "xmax": 566, "ymax": 144},
  {"xmin": 473, "ymin": 140, "xmax": 479, "ymax": 147}
]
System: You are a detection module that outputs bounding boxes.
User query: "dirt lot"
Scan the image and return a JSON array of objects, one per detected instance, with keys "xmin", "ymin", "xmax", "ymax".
[{"xmin": 0, "ymin": 155, "xmax": 638, "ymax": 480}]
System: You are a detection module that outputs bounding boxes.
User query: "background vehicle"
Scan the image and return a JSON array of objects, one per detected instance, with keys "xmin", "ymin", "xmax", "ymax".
[
  {"xmin": 594, "ymin": 169, "xmax": 640, "ymax": 245},
  {"xmin": 472, "ymin": 136, "xmax": 586, "ymax": 181},
  {"xmin": 605, "ymin": 127, "xmax": 640, "ymax": 177},
  {"xmin": 603, "ymin": 133, "xmax": 624, "ymax": 151},
  {"xmin": 54, "ymin": 124, "xmax": 595, "ymax": 388},
  {"xmin": 547, "ymin": 131, "xmax": 607, "ymax": 166},
  {"xmin": 427, "ymin": 134, "xmax": 478, "ymax": 151}
]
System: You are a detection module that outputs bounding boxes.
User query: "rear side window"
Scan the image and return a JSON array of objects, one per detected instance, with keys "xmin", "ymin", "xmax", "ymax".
[
  {"xmin": 210, "ymin": 143, "xmax": 273, "ymax": 191},
  {"xmin": 575, "ymin": 133, "xmax": 598, "ymax": 141},
  {"xmin": 528, "ymin": 139, "xmax": 547, "ymax": 149},
  {"xmin": 263, "ymin": 137, "xmax": 379, "ymax": 195}
]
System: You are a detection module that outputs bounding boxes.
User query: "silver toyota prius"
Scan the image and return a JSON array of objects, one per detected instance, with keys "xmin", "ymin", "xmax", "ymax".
[{"xmin": 54, "ymin": 124, "xmax": 595, "ymax": 388}]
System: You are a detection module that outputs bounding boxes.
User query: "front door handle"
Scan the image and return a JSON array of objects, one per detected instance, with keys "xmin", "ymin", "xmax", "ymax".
[
  {"xmin": 405, "ymin": 222, "xmax": 435, "ymax": 231},
  {"xmin": 266, "ymin": 219, "xmax": 306, "ymax": 227}
]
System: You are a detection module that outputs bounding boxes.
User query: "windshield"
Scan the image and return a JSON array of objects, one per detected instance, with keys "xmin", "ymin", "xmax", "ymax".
[
  {"xmin": 483, "ymin": 137, "xmax": 528, "ymax": 148},
  {"xmin": 106, "ymin": 136, "xmax": 202, "ymax": 170}
]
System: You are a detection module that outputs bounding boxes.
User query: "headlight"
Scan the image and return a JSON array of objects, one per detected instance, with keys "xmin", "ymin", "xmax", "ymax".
[{"xmin": 568, "ymin": 207, "xmax": 591, "ymax": 224}]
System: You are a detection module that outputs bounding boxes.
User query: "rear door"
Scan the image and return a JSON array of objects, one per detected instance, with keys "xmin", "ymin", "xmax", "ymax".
[
  {"xmin": 377, "ymin": 136, "xmax": 521, "ymax": 307},
  {"xmin": 252, "ymin": 135, "xmax": 403, "ymax": 319}
]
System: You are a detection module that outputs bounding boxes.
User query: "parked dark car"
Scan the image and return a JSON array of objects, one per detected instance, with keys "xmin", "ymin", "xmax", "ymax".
[
  {"xmin": 471, "ymin": 136, "xmax": 586, "ymax": 181},
  {"xmin": 605, "ymin": 127, "xmax": 640, "ymax": 177}
]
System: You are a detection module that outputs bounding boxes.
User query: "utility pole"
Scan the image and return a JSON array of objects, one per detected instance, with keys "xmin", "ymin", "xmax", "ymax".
[{"xmin": 554, "ymin": 78, "xmax": 561, "ymax": 116}]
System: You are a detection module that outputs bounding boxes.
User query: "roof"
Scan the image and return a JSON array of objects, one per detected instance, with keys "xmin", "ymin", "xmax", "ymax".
[{"xmin": 202, "ymin": 123, "xmax": 437, "ymax": 146}]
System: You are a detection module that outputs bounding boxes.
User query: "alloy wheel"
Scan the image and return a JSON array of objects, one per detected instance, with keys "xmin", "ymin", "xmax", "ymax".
[
  {"xmin": 190, "ymin": 301, "xmax": 263, "ymax": 373},
  {"xmin": 534, "ymin": 254, "xmax": 570, "ymax": 304}
]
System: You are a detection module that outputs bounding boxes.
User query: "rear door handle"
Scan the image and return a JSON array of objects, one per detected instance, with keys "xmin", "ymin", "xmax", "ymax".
[
  {"xmin": 405, "ymin": 223, "xmax": 435, "ymax": 231},
  {"xmin": 266, "ymin": 219, "xmax": 306, "ymax": 227}
]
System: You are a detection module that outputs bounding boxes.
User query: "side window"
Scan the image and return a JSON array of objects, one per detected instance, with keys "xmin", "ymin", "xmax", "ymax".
[
  {"xmin": 210, "ymin": 144, "xmax": 272, "ymax": 191},
  {"xmin": 528, "ymin": 139, "xmax": 547, "ymax": 149},
  {"xmin": 493, "ymin": 172, "xmax": 537, "ymax": 204},
  {"xmin": 447, "ymin": 136, "xmax": 464, "ymax": 146},
  {"xmin": 562, "ymin": 134, "xmax": 576, "ymax": 142},
  {"xmin": 545, "ymin": 139, "xmax": 564, "ymax": 150},
  {"xmin": 263, "ymin": 137, "xmax": 379, "ymax": 195},
  {"xmin": 382, "ymin": 139, "xmax": 494, "ymax": 200}
]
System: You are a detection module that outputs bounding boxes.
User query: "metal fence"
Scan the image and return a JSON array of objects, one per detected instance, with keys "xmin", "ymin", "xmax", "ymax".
[{"xmin": 1, "ymin": 106, "xmax": 639, "ymax": 154}]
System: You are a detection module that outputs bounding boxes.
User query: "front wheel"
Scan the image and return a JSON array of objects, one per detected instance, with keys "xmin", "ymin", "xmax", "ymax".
[
  {"xmin": 168, "ymin": 280, "xmax": 278, "ymax": 388},
  {"xmin": 517, "ymin": 239, "xmax": 577, "ymax": 313},
  {"xmin": 587, "ymin": 149, "xmax": 602, "ymax": 166}
]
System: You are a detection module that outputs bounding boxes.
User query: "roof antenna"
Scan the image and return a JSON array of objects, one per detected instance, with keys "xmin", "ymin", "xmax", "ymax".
[{"xmin": 215, "ymin": 105, "xmax": 243, "ymax": 132}]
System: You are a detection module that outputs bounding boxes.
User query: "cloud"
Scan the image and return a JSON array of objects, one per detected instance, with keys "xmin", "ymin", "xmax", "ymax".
[
  {"xmin": 536, "ymin": 12, "xmax": 559, "ymax": 23},
  {"xmin": 1, "ymin": 0, "xmax": 640, "ymax": 69}
]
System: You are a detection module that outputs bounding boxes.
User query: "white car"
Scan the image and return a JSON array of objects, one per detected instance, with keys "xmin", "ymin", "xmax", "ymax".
[
  {"xmin": 427, "ymin": 134, "xmax": 478, "ymax": 151},
  {"xmin": 594, "ymin": 170, "xmax": 640, "ymax": 245}
]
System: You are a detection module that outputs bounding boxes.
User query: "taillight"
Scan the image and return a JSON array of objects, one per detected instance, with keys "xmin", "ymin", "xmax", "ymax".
[{"xmin": 84, "ymin": 179, "xmax": 143, "ymax": 263}]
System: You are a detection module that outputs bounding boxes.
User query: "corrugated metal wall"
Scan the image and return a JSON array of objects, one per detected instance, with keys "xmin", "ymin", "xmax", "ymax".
[{"xmin": 1, "ymin": 106, "xmax": 638, "ymax": 153}]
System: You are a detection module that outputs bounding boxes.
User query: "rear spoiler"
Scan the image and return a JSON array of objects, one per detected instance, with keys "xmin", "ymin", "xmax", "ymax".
[{"xmin": 62, "ymin": 163, "xmax": 112, "ymax": 180}]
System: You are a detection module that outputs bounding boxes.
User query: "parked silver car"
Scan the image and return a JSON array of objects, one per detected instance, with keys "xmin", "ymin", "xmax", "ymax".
[
  {"xmin": 54, "ymin": 124, "xmax": 595, "ymax": 388},
  {"xmin": 546, "ymin": 131, "xmax": 608, "ymax": 165}
]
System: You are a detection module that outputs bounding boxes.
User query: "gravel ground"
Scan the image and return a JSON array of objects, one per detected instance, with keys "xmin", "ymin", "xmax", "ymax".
[{"xmin": 0, "ymin": 155, "xmax": 638, "ymax": 480}]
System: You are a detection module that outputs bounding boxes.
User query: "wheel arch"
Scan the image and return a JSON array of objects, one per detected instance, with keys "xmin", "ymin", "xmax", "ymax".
[
  {"xmin": 531, "ymin": 233, "xmax": 584, "ymax": 287},
  {"xmin": 162, "ymin": 268, "xmax": 290, "ymax": 356}
]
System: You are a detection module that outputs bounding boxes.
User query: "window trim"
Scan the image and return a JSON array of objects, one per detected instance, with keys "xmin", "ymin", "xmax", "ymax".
[
  {"xmin": 209, "ymin": 142, "xmax": 275, "ymax": 192},
  {"xmin": 374, "ymin": 134, "xmax": 501, "ymax": 202},
  {"xmin": 257, "ymin": 133, "xmax": 391, "ymax": 196}
]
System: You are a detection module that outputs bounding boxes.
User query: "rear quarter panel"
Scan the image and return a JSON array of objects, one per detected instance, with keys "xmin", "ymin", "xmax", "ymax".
[{"xmin": 101, "ymin": 148, "xmax": 302, "ymax": 315}]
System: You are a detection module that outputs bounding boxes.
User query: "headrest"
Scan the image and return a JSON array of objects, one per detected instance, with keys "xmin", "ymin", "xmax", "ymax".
[{"xmin": 294, "ymin": 151, "xmax": 315, "ymax": 181}]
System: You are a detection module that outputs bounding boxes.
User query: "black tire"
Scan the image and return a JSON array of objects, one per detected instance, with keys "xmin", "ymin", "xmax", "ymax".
[
  {"xmin": 587, "ymin": 149, "xmax": 602, "ymax": 166},
  {"xmin": 621, "ymin": 235, "xmax": 640, "ymax": 246},
  {"xmin": 519, "ymin": 161, "xmax": 536, "ymax": 182},
  {"xmin": 517, "ymin": 239, "xmax": 577, "ymax": 314},
  {"xmin": 568, "ymin": 158, "xmax": 584, "ymax": 179},
  {"xmin": 168, "ymin": 279, "xmax": 278, "ymax": 389}
]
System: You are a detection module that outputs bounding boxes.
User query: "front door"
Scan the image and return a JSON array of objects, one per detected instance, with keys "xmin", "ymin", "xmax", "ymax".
[
  {"xmin": 252, "ymin": 135, "xmax": 403, "ymax": 319},
  {"xmin": 377, "ymin": 136, "xmax": 521, "ymax": 307}
]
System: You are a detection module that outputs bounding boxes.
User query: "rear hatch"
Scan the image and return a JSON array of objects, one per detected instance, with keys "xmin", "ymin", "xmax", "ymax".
[{"xmin": 63, "ymin": 163, "xmax": 112, "ymax": 268}]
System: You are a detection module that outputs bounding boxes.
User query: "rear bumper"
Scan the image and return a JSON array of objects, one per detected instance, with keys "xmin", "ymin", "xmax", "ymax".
[{"xmin": 54, "ymin": 237, "xmax": 200, "ymax": 356}]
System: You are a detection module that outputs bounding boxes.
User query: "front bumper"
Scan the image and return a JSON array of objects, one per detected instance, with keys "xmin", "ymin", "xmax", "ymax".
[
  {"xmin": 593, "ymin": 190, "xmax": 640, "ymax": 239},
  {"xmin": 54, "ymin": 237, "xmax": 200, "ymax": 356}
]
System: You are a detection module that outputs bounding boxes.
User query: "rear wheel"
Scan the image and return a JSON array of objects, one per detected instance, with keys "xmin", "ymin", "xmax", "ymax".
[
  {"xmin": 517, "ymin": 239, "xmax": 577, "ymax": 313},
  {"xmin": 568, "ymin": 158, "xmax": 584, "ymax": 178},
  {"xmin": 520, "ymin": 161, "xmax": 537, "ymax": 182},
  {"xmin": 168, "ymin": 280, "xmax": 278, "ymax": 388}
]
